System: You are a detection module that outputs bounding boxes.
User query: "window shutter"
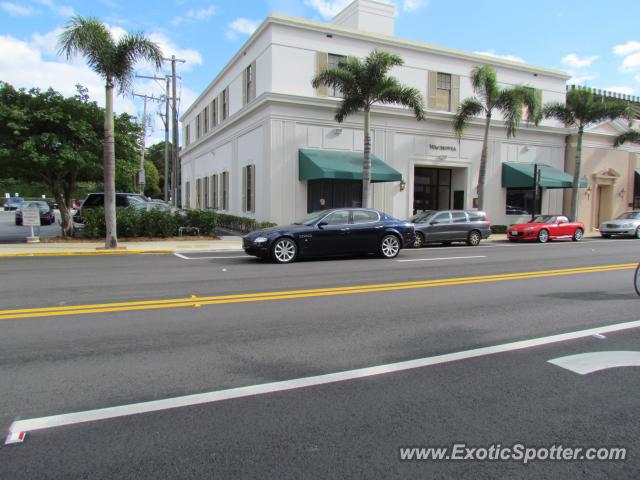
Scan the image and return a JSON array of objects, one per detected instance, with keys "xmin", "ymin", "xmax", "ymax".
[
  {"xmin": 225, "ymin": 172, "xmax": 229, "ymax": 210},
  {"xmin": 219, "ymin": 174, "xmax": 224, "ymax": 209},
  {"xmin": 427, "ymin": 71, "xmax": 437, "ymax": 110},
  {"xmin": 219, "ymin": 92, "xmax": 224, "ymax": 120},
  {"xmin": 250, "ymin": 165, "xmax": 255, "ymax": 212},
  {"xmin": 242, "ymin": 166, "xmax": 247, "ymax": 212},
  {"xmin": 315, "ymin": 52, "xmax": 329, "ymax": 97},
  {"xmin": 450, "ymin": 74, "xmax": 460, "ymax": 113},
  {"xmin": 250, "ymin": 61, "xmax": 257, "ymax": 101},
  {"xmin": 242, "ymin": 68, "xmax": 248, "ymax": 106}
]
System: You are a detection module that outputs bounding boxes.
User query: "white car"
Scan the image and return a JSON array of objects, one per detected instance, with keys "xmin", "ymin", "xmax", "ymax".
[{"xmin": 599, "ymin": 211, "xmax": 640, "ymax": 239}]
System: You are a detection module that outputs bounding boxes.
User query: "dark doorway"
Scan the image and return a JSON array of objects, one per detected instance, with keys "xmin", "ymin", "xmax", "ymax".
[
  {"xmin": 453, "ymin": 190, "xmax": 464, "ymax": 210},
  {"xmin": 634, "ymin": 171, "xmax": 639, "ymax": 209},
  {"xmin": 413, "ymin": 167, "xmax": 451, "ymax": 214},
  {"xmin": 307, "ymin": 179, "xmax": 362, "ymax": 213}
]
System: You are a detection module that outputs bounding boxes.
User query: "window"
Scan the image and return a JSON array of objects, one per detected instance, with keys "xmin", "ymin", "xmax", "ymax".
[
  {"xmin": 185, "ymin": 181, "xmax": 191, "ymax": 208},
  {"xmin": 195, "ymin": 178, "xmax": 202, "ymax": 208},
  {"xmin": 436, "ymin": 72, "xmax": 451, "ymax": 111},
  {"xmin": 431, "ymin": 212, "xmax": 451, "ymax": 224},
  {"xmin": 352, "ymin": 210, "xmax": 379, "ymax": 224},
  {"xmin": 211, "ymin": 98, "xmax": 218, "ymax": 127},
  {"xmin": 211, "ymin": 174, "xmax": 218, "ymax": 209},
  {"xmin": 220, "ymin": 171, "xmax": 229, "ymax": 210},
  {"xmin": 185, "ymin": 125, "xmax": 190, "ymax": 146},
  {"xmin": 242, "ymin": 164, "xmax": 255, "ymax": 213},
  {"xmin": 328, "ymin": 54, "xmax": 346, "ymax": 98},
  {"xmin": 203, "ymin": 176, "xmax": 210, "ymax": 208},
  {"xmin": 244, "ymin": 63, "xmax": 255, "ymax": 105},
  {"xmin": 323, "ymin": 210, "xmax": 349, "ymax": 225},
  {"xmin": 451, "ymin": 211, "xmax": 468, "ymax": 223},
  {"xmin": 222, "ymin": 87, "xmax": 229, "ymax": 120},
  {"xmin": 506, "ymin": 188, "xmax": 541, "ymax": 215},
  {"xmin": 203, "ymin": 106, "xmax": 209, "ymax": 133},
  {"xmin": 468, "ymin": 211, "xmax": 487, "ymax": 222},
  {"xmin": 196, "ymin": 114, "xmax": 202, "ymax": 139}
]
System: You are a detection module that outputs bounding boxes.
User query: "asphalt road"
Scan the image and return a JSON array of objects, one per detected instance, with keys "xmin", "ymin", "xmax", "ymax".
[
  {"xmin": 0, "ymin": 210, "xmax": 62, "ymax": 243},
  {"xmin": 0, "ymin": 239, "xmax": 639, "ymax": 479}
]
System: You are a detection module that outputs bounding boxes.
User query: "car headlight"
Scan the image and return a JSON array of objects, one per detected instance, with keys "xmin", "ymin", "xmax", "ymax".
[
  {"xmin": 621, "ymin": 223, "xmax": 632, "ymax": 228},
  {"xmin": 254, "ymin": 236, "xmax": 268, "ymax": 243}
]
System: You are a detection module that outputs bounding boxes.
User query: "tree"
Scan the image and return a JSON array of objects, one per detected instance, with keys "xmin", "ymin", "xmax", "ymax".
[
  {"xmin": 614, "ymin": 129, "xmax": 640, "ymax": 147},
  {"xmin": 146, "ymin": 140, "xmax": 172, "ymax": 197},
  {"xmin": 312, "ymin": 49, "xmax": 425, "ymax": 208},
  {"xmin": 453, "ymin": 65, "xmax": 541, "ymax": 211},
  {"xmin": 544, "ymin": 88, "xmax": 629, "ymax": 220},
  {"xmin": 58, "ymin": 17, "xmax": 163, "ymax": 248},
  {"xmin": 0, "ymin": 82, "xmax": 102, "ymax": 237}
]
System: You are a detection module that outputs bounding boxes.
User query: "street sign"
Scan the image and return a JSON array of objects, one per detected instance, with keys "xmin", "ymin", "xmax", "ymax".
[{"xmin": 22, "ymin": 206, "xmax": 40, "ymax": 226}]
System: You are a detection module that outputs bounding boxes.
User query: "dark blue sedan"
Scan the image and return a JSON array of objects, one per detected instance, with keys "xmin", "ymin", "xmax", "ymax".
[{"xmin": 243, "ymin": 208, "xmax": 416, "ymax": 264}]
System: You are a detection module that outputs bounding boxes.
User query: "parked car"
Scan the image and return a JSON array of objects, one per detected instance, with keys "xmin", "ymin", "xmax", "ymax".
[
  {"xmin": 410, "ymin": 210, "xmax": 491, "ymax": 247},
  {"xmin": 15, "ymin": 201, "xmax": 55, "ymax": 225},
  {"xmin": 243, "ymin": 208, "xmax": 415, "ymax": 264},
  {"xmin": 5, "ymin": 197, "xmax": 24, "ymax": 211},
  {"xmin": 598, "ymin": 211, "xmax": 640, "ymax": 239},
  {"xmin": 73, "ymin": 193, "xmax": 150, "ymax": 223},
  {"xmin": 507, "ymin": 215, "xmax": 584, "ymax": 243}
]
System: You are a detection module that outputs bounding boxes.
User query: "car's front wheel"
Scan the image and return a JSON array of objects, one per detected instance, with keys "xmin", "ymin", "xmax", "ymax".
[
  {"xmin": 635, "ymin": 228, "xmax": 640, "ymax": 239},
  {"xmin": 271, "ymin": 237, "xmax": 297, "ymax": 264},
  {"xmin": 537, "ymin": 229, "xmax": 549, "ymax": 243},
  {"xmin": 466, "ymin": 230, "xmax": 482, "ymax": 246},
  {"xmin": 413, "ymin": 232, "xmax": 425, "ymax": 248},
  {"xmin": 379, "ymin": 234, "xmax": 400, "ymax": 259},
  {"xmin": 572, "ymin": 228, "xmax": 583, "ymax": 242}
]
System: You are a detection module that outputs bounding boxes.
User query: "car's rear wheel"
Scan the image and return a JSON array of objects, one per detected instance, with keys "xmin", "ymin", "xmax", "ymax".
[
  {"xmin": 537, "ymin": 229, "xmax": 549, "ymax": 243},
  {"xmin": 601, "ymin": 233, "xmax": 611, "ymax": 239},
  {"xmin": 413, "ymin": 232, "xmax": 425, "ymax": 248},
  {"xmin": 379, "ymin": 234, "xmax": 400, "ymax": 259},
  {"xmin": 572, "ymin": 228, "xmax": 583, "ymax": 242},
  {"xmin": 271, "ymin": 238, "xmax": 297, "ymax": 264},
  {"xmin": 466, "ymin": 230, "xmax": 481, "ymax": 246}
]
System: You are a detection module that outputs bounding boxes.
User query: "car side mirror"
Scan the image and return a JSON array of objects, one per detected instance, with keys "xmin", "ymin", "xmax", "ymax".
[
  {"xmin": 430, "ymin": 220, "xmax": 439, "ymax": 225},
  {"xmin": 317, "ymin": 221, "xmax": 328, "ymax": 229}
]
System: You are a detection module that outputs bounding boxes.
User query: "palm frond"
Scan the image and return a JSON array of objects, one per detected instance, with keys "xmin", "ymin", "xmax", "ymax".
[
  {"xmin": 588, "ymin": 100, "xmax": 630, "ymax": 125},
  {"xmin": 495, "ymin": 88, "xmax": 524, "ymax": 137},
  {"xmin": 614, "ymin": 128, "xmax": 640, "ymax": 147},
  {"xmin": 512, "ymin": 85, "xmax": 542, "ymax": 125},
  {"xmin": 113, "ymin": 33, "xmax": 163, "ymax": 92},
  {"xmin": 335, "ymin": 96, "xmax": 366, "ymax": 123},
  {"xmin": 470, "ymin": 64, "xmax": 498, "ymax": 105},
  {"xmin": 453, "ymin": 97, "xmax": 484, "ymax": 137},
  {"xmin": 57, "ymin": 16, "xmax": 114, "ymax": 79},
  {"xmin": 363, "ymin": 49, "xmax": 403, "ymax": 92},
  {"xmin": 312, "ymin": 66, "xmax": 357, "ymax": 97},
  {"xmin": 543, "ymin": 102, "xmax": 575, "ymax": 127},
  {"xmin": 374, "ymin": 78, "xmax": 425, "ymax": 120}
]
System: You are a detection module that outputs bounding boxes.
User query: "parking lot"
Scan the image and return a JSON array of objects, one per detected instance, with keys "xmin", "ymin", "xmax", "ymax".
[{"xmin": 0, "ymin": 210, "xmax": 62, "ymax": 243}]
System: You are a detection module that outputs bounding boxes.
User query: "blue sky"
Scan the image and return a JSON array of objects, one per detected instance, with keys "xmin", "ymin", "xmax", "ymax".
[{"xmin": 1, "ymin": 0, "xmax": 640, "ymax": 143}]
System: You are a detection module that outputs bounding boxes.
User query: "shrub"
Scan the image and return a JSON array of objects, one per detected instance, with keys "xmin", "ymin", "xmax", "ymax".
[{"xmin": 490, "ymin": 225, "xmax": 508, "ymax": 234}]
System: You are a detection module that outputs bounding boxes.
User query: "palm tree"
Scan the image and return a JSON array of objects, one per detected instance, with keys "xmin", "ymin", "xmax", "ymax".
[
  {"xmin": 614, "ymin": 128, "xmax": 640, "ymax": 147},
  {"xmin": 543, "ymin": 88, "xmax": 629, "ymax": 221},
  {"xmin": 59, "ymin": 17, "xmax": 163, "ymax": 248},
  {"xmin": 453, "ymin": 65, "xmax": 541, "ymax": 211},
  {"xmin": 312, "ymin": 49, "xmax": 425, "ymax": 208}
]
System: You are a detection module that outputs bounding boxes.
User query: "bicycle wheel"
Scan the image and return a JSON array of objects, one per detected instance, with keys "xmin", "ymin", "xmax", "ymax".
[{"xmin": 635, "ymin": 263, "xmax": 640, "ymax": 297}]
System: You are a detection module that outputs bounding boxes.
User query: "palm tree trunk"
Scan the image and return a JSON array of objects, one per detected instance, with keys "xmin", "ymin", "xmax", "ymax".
[
  {"xmin": 362, "ymin": 108, "xmax": 371, "ymax": 209},
  {"xmin": 104, "ymin": 79, "xmax": 118, "ymax": 248},
  {"xmin": 570, "ymin": 126, "xmax": 584, "ymax": 222},
  {"xmin": 477, "ymin": 113, "xmax": 491, "ymax": 210}
]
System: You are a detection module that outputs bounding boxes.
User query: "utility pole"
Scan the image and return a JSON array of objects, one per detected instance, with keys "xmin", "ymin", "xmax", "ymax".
[
  {"xmin": 132, "ymin": 93, "xmax": 162, "ymax": 195},
  {"xmin": 164, "ymin": 55, "xmax": 186, "ymax": 207},
  {"xmin": 136, "ymin": 74, "xmax": 171, "ymax": 201}
]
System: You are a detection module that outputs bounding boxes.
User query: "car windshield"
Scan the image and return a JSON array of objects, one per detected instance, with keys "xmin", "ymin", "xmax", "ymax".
[
  {"xmin": 294, "ymin": 211, "xmax": 330, "ymax": 226},
  {"xmin": 617, "ymin": 212, "xmax": 640, "ymax": 220},
  {"xmin": 532, "ymin": 215, "xmax": 556, "ymax": 224},
  {"xmin": 410, "ymin": 211, "xmax": 436, "ymax": 223}
]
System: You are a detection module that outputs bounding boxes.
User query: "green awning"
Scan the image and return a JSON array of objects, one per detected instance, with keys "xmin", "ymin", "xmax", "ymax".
[
  {"xmin": 502, "ymin": 162, "xmax": 588, "ymax": 189},
  {"xmin": 299, "ymin": 148, "xmax": 402, "ymax": 182}
]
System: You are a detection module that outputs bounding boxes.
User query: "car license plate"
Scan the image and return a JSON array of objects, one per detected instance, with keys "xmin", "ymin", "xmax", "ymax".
[{"xmin": 510, "ymin": 231, "xmax": 518, "ymax": 236}]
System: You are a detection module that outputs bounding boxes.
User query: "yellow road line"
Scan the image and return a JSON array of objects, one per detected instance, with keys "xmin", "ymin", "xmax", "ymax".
[
  {"xmin": 0, "ymin": 250, "xmax": 173, "ymax": 258},
  {"xmin": 0, "ymin": 263, "xmax": 635, "ymax": 321}
]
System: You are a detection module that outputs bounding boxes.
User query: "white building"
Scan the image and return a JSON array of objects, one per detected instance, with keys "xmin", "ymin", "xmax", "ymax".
[{"xmin": 180, "ymin": 0, "xmax": 573, "ymax": 227}]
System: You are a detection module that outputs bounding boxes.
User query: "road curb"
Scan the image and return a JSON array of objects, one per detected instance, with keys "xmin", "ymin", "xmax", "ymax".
[{"xmin": 0, "ymin": 249, "xmax": 175, "ymax": 258}]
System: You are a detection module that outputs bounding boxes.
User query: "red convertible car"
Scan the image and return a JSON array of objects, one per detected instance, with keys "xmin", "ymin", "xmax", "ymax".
[{"xmin": 507, "ymin": 215, "xmax": 585, "ymax": 243}]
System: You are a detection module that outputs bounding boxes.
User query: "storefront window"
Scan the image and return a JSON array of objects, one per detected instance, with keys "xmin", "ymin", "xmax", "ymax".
[{"xmin": 506, "ymin": 188, "xmax": 541, "ymax": 215}]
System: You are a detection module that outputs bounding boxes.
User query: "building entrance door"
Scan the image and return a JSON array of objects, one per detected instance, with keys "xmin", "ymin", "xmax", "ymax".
[{"xmin": 413, "ymin": 167, "xmax": 451, "ymax": 214}]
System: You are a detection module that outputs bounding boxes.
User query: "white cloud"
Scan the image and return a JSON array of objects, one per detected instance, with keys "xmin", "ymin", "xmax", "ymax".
[
  {"xmin": 566, "ymin": 73, "xmax": 598, "ymax": 85},
  {"xmin": 1, "ymin": 2, "xmax": 39, "ymax": 16},
  {"xmin": 620, "ymin": 52, "xmax": 640, "ymax": 72},
  {"xmin": 403, "ymin": 0, "xmax": 428, "ymax": 12},
  {"xmin": 613, "ymin": 40, "xmax": 640, "ymax": 56},
  {"xmin": 604, "ymin": 86, "xmax": 635, "ymax": 95},
  {"xmin": 172, "ymin": 4, "xmax": 217, "ymax": 26},
  {"xmin": 561, "ymin": 53, "xmax": 599, "ymax": 69},
  {"xmin": 635, "ymin": 74, "xmax": 640, "ymax": 83},
  {"xmin": 303, "ymin": 0, "xmax": 351, "ymax": 19},
  {"xmin": 226, "ymin": 18, "xmax": 260, "ymax": 40},
  {"xmin": 473, "ymin": 49, "xmax": 524, "ymax": 63},
  {"xmin": 31, "ymin": 0, "xmax": 75, "ymax": 17},
  {"xmin": 148, "ymin": 32, "xmax": 202, "ymax": 71}
]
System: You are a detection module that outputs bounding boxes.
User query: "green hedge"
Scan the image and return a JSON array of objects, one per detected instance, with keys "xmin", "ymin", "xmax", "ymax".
[
  {"xmin": 81, "ymin": 207, "xmax": 276, "ymax": 239},
  {"xmin": 490, "ymin": 225, "xmax": 508, "ymax": 234}
]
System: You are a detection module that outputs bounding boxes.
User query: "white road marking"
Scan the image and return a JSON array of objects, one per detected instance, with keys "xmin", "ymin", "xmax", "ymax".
[
  {"xmin": 6, "ymin": 319, "xmax": 640, "ymax": 444},
  {"xmin": 174, "ymin": 253, "xmax": 248, "ymax": 260},
  {"xmin": 404, "ymin": 245, "xmax": 495, "ymax": 253},
  {"xmin": 548, "ymin": 351, "xmax": 640, "ymax": 375},
  {"xmin": 397, "ymin": 255, "xmax": 487, "ymax": 263}
]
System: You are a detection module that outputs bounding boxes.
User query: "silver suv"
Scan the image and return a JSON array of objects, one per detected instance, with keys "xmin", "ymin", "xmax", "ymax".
[
  {"xmin": 410, "ymin": 210, "xmax": 491, "ymax": 247},
  {"xmin": 599, "ymin": 211, "xmax": 640, "ymax": 239}
]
